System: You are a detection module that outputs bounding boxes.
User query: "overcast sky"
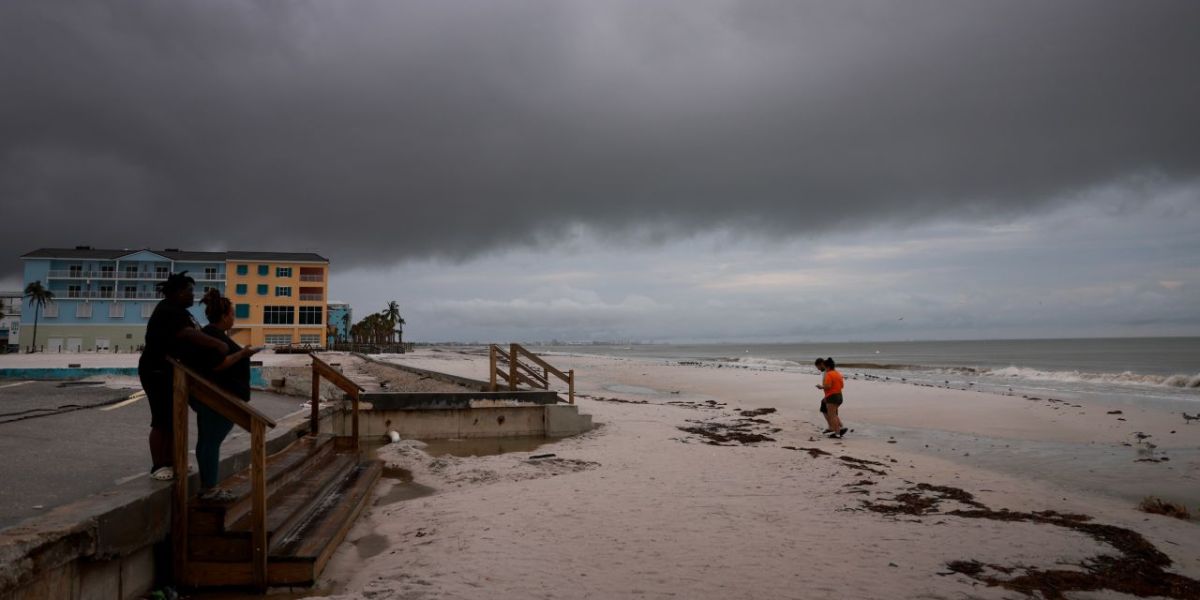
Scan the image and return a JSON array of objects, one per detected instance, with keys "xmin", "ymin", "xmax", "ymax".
[{"xmin": 2, "ymin": 1, "xmax": 1198, "ymax": 341}]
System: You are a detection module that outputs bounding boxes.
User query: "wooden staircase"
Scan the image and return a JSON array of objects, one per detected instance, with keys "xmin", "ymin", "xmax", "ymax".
[
  {"xmin": 168, "ymin": 354, "xmax": 379, "ymax": 590},
  {"xmin": 180, "ymin": 435, "xmax": 380, "ymax": 587}
]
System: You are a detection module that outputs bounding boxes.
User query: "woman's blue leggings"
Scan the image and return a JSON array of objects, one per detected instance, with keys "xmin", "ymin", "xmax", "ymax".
[{"xmin": 192, "ymin": 402, "xmax": 235, "ymax": 489}]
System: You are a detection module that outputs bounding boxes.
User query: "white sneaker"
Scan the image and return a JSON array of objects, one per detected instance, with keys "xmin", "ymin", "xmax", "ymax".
[{"xmin": 150, "ymin": 467, "xmax": 174, "ymax": 481}]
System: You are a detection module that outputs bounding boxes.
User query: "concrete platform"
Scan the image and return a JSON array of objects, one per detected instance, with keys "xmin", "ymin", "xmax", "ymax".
[{"xmin": 0, "ymin": 379, "xmax": 308, "ymax": 531}]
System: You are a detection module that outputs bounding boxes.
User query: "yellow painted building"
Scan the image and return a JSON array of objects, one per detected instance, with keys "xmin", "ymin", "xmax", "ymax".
[{"xmin": 224, "ymin": 252, "xmax": 329, "ymax": 347}]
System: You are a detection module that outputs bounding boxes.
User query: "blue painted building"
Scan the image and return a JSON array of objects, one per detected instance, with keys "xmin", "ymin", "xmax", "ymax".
[
  {"xmin": 327, "ymin": 302, "xmax": 352, "ymax": 345},
  {"xmin": 19, "ymin": 247, "xmax": 229, "ymax": 352}
]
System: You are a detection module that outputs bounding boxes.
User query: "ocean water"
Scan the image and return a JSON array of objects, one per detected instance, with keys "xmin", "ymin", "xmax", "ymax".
[{"xmin": 533, "ymin": 338, "xmax": 1200, "ymax": 410}]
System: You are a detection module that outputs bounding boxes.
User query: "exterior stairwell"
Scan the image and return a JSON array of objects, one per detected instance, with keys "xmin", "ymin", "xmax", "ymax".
[
  {"xmin": 168, "ymin": 355, "xmax": 378, "ymax": 590},
  {"xmin": 180, "ymin": 435, "xmax": 380, "ymax": 587}
]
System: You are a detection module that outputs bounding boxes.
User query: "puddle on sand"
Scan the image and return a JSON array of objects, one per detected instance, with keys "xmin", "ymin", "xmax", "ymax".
[
  {"xmin": 420, "ymin": 435, "xmax": 555, "ymax": 457},
  {"xmin": 353, "ymin": 532, "xmax": 391, "ymax": 559},
  {"xmin": 604, "ymin": 384, "xmax": 659, "ymax": 396}
]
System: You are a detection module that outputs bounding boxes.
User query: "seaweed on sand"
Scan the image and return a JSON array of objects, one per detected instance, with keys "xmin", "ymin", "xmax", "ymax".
[{"xmin": 867, "ymin": 484, "xmax": 1200, "ymax": 599}]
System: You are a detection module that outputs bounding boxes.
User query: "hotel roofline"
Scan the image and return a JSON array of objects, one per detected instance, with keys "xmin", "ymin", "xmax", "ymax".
[{"xmin": 20, "ymin": 247, "xmax": 328, "ymax": 263}]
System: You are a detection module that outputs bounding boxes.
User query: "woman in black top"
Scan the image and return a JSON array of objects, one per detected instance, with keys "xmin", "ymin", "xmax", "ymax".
[
  {"xmin": 138, "ymin": 272, "xmax": 227, "ymax": 481},
  {"xmin": 194, "ymin": 289, "xmax": 261, "ymax": 499}
]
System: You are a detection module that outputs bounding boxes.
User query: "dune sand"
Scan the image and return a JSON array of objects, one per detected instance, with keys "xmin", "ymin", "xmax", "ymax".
[{"xmin": 311, "ymin": 349, "xmax": 1200, "ymax": 599}]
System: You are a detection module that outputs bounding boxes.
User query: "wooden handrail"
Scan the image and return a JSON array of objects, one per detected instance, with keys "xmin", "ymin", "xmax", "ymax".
[
  {"xmin": 168, "ymin": 357, "xmax": 276, "ymax": 591},
  {"xmin": 488, "ymin": 344, "xmax": 575, "ymax": 403},
  {"xmin": 514, "ymin": 345, "xmax": 569, "ymax": 382},
  {"xmin": 309, "ymin": 353, "xmax": 365, "ymax": 450}
]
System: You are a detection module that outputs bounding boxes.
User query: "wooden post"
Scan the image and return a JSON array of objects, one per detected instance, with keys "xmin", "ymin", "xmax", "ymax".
[
  {"xmin": 311, "ymin": 364, "xmax": 321, "ymax": 436},
  {"xmin": 171, "ymin": 368, "xmax": 190, "ymax": 585},
  {"xmin": 250, "ymin": 419, "xmax": 268, "ymax": 590},
  {"xmin": 350, "ymin": 390, "xmax": 360, "ymax": 451},
  {"xmin": 568, "ymin": 369, "xmax": 575, "ymax": 404},
  {"xmin": 542, "ymin": 368, "xmax": 548, "ymax": 390},
  {"xmin": 509, "ymin": 343, "xmax": 518, "ymax": 392},
  {"xmin": 488, "ymin": 345, "xmax": 497, "ymax": 392}
]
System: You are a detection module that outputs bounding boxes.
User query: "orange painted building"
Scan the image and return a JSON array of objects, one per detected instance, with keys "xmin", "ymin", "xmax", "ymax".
[{"xmin": 224, "ymin": 252, "xmax": 329, "ymax": 347}]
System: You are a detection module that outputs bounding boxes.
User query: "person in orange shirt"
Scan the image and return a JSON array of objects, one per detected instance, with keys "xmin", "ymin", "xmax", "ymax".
[{"xmin": 816, "ymin": 357, "xmax": 847, "ymax": 438}]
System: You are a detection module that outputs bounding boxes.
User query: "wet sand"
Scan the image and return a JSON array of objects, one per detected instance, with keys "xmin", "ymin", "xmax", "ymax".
[{"xmin": 305, "ymin": 349, "xmax": 1199, "ymax": 599}]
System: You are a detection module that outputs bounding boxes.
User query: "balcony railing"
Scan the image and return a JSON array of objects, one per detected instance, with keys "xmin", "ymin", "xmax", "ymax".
[
  {"xmin": 48, "ymin": 269, "xmax": 225, "ymax": 281},
  {"xmin": 118, "ymin": 271, "xmax": 167, "ymax": 280},
  {"xmin": 298, "ymin": 294, "xmax": 323, "ymax": 301},
  {"xmin": 299, "ymin": 274, "xmax": 323, "ymax": 282},
  {"xmin": 48, "ymin": 270, "xmax": 105, "ymax": 279}
]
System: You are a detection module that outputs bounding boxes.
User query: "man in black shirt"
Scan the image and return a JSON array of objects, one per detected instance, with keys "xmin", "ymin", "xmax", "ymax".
[{"xmin": 137, "ymin": 272, "xmax": 228, "ymax": 480}]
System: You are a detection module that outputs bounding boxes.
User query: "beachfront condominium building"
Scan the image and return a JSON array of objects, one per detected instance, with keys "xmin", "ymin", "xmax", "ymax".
[
  {"xmin": 1, "ymin": 291, "xmax": 21, "ymax": 352},
  {"xmin": 19, "ymin": 247, "xmax": 329, "ymax": 351}
]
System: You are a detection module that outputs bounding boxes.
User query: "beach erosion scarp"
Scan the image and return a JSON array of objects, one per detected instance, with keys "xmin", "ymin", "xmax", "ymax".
[{"xmin": 308, "ymin": 348, "xmax": 1200, "ymax": 600}]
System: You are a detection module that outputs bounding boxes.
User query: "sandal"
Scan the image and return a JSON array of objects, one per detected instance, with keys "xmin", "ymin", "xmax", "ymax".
[
  {"xmin": 149, "ymin": 467, "xmax": 174, "ymax": 481},
  {"xmin": 200, "ymin": 488, "xmax": 237, "ymax": 502}
]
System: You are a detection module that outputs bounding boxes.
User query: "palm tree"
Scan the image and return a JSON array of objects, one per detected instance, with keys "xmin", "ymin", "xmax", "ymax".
[
  {"xmin": 24, "ymin": 281, "xmax": 54, "ymax": 353},
  {"xmin": 382, "ymin": 301, "xmax": 404, "ymax": 343}
]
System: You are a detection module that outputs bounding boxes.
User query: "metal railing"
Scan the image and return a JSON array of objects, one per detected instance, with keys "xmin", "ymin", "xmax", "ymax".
[
  {"xmin": 489, "ymin": 343, "xmax": 575, "ymax": 403},
  {"xmin": 299, "ymin": 274, "xmax": 323, "ymax": 282},
  {"xmin": 47, "ymin": 270, "xmax": 103, "ymax": 279},
  {"xmin": 298, "ymin": 294, "xmax": 323, "ymax": 301}
]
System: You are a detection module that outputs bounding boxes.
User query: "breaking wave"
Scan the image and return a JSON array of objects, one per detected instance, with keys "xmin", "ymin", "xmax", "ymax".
[
  {"xmin": 961, "ymin": 366, "xmax": 1200, "ymax": 389},
  {"xmin": 722, "ymin": 357, "xmax": 805, "ymax": 369}
]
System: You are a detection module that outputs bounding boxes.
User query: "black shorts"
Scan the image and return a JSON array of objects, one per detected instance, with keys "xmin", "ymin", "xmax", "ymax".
[
  {"xmin": 819, "ymin": 399, "xmax": 827, "ymax": 414},
  {"xmin": 139, "ymin": 368, "xmax": 174, "ymax": 431},
  {"xmin": 825, "ymin": 393, "xmax": 844, "ymax": 406}
]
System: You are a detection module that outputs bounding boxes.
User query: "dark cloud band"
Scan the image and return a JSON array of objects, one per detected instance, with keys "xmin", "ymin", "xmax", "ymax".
[{"xmin": 2, "ymin": 1, "xmax": 1198, "ymax": 274}]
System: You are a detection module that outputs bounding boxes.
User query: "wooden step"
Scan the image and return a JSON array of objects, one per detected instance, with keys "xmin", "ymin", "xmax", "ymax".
[
  {"xmin": 188, "ymin": 452, "xmax": 357, "ymax": 561},
  {"xmin": 189, "ymin": 434, "xmax": 337, "ymax": 535},
  {"xmin": 183, "ymin": 459, "xmax": 383, "ymax": 587}
]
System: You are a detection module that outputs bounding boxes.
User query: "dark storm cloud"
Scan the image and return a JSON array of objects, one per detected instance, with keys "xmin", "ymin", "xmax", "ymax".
[{"xmin": 2, "ymin": 1, "xmax": 1198, "ymax": 274}]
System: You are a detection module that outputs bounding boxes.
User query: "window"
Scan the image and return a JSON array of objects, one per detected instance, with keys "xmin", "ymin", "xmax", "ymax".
[
  {"xmin": 109, "ymin": 303, "xmax": 125, "ymax": 318},
  {"xmin": 257, "ymin": 264, "xmax": 269, "ymax": 276},
  {"xmin": 76, "ymin": 303, "xmax": 92, "ymax": 318},
  {"xmin": 68, "ymin": 285, "xmax": 82, "ymax": 298},
  {"xmin": 236, "ymin": 284, "xmax": 247, "ymax": 295},
  {"xmin": 264, "ymin": 334, "xmax": 293, "ymax": 345},
  {"xmin": 43, "ymin": 304, "xmax": 59, "ymax": 318},
  {"xmin": 123, "ymin": 286, "xmax": 137, "ymax": 299},
  {"xmin": 155, "ymin": 266, "xmax": 169, "ymax": 279},
  {"xmin": 276, "ymin": 267, "xmax": 292, "ymax": 278},
  {"xmin": 124, "ymin": 266, "xmax": 138, "ymax": 277},
  {"xmin": 99, "ymin": 285, "xmax": 114, "ymax": 298},
  {"xmin": 101, "ymin": 265, "xmax": 115, "ymax": 277},
  {"xmin": 299, "ymin": 306, "xmax": 322, "ymax": 325},
  {"xmin": 69, "ymin": 265, "xmax": 82, "ymax": 277},
  {"xmin": 257, "ymin": 284, "xmax": 268, "ymax": 295},
  {"xmin": 263, "ymin": 306, "xmax": 295, "ymax": 324},
  {"xmin": 237, "ymin": 264, "xmax": 248, "ymax": 276},
  {"xmin": 235, "ymin": 304, "xmax": 250, "ymax": 319},
  {"xmin": 141, "ymin": 303, "xmax": 155, "ymax": 318},
  {"xmin": 300, "ymin": 334, "xmax": 321, "ymax": 345},
  {"xmin": 275, "ymin": 286, "xmax": 292, "ymax": 297},
  {"xmin": 204, "ymin": 267, "xmax": 218, "ymax": 279}
]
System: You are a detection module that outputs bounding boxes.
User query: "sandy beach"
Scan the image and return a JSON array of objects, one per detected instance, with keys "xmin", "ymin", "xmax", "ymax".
[{"xmin": 302, "ymin": 349, "xmax": 1200, "ymax": 600}]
